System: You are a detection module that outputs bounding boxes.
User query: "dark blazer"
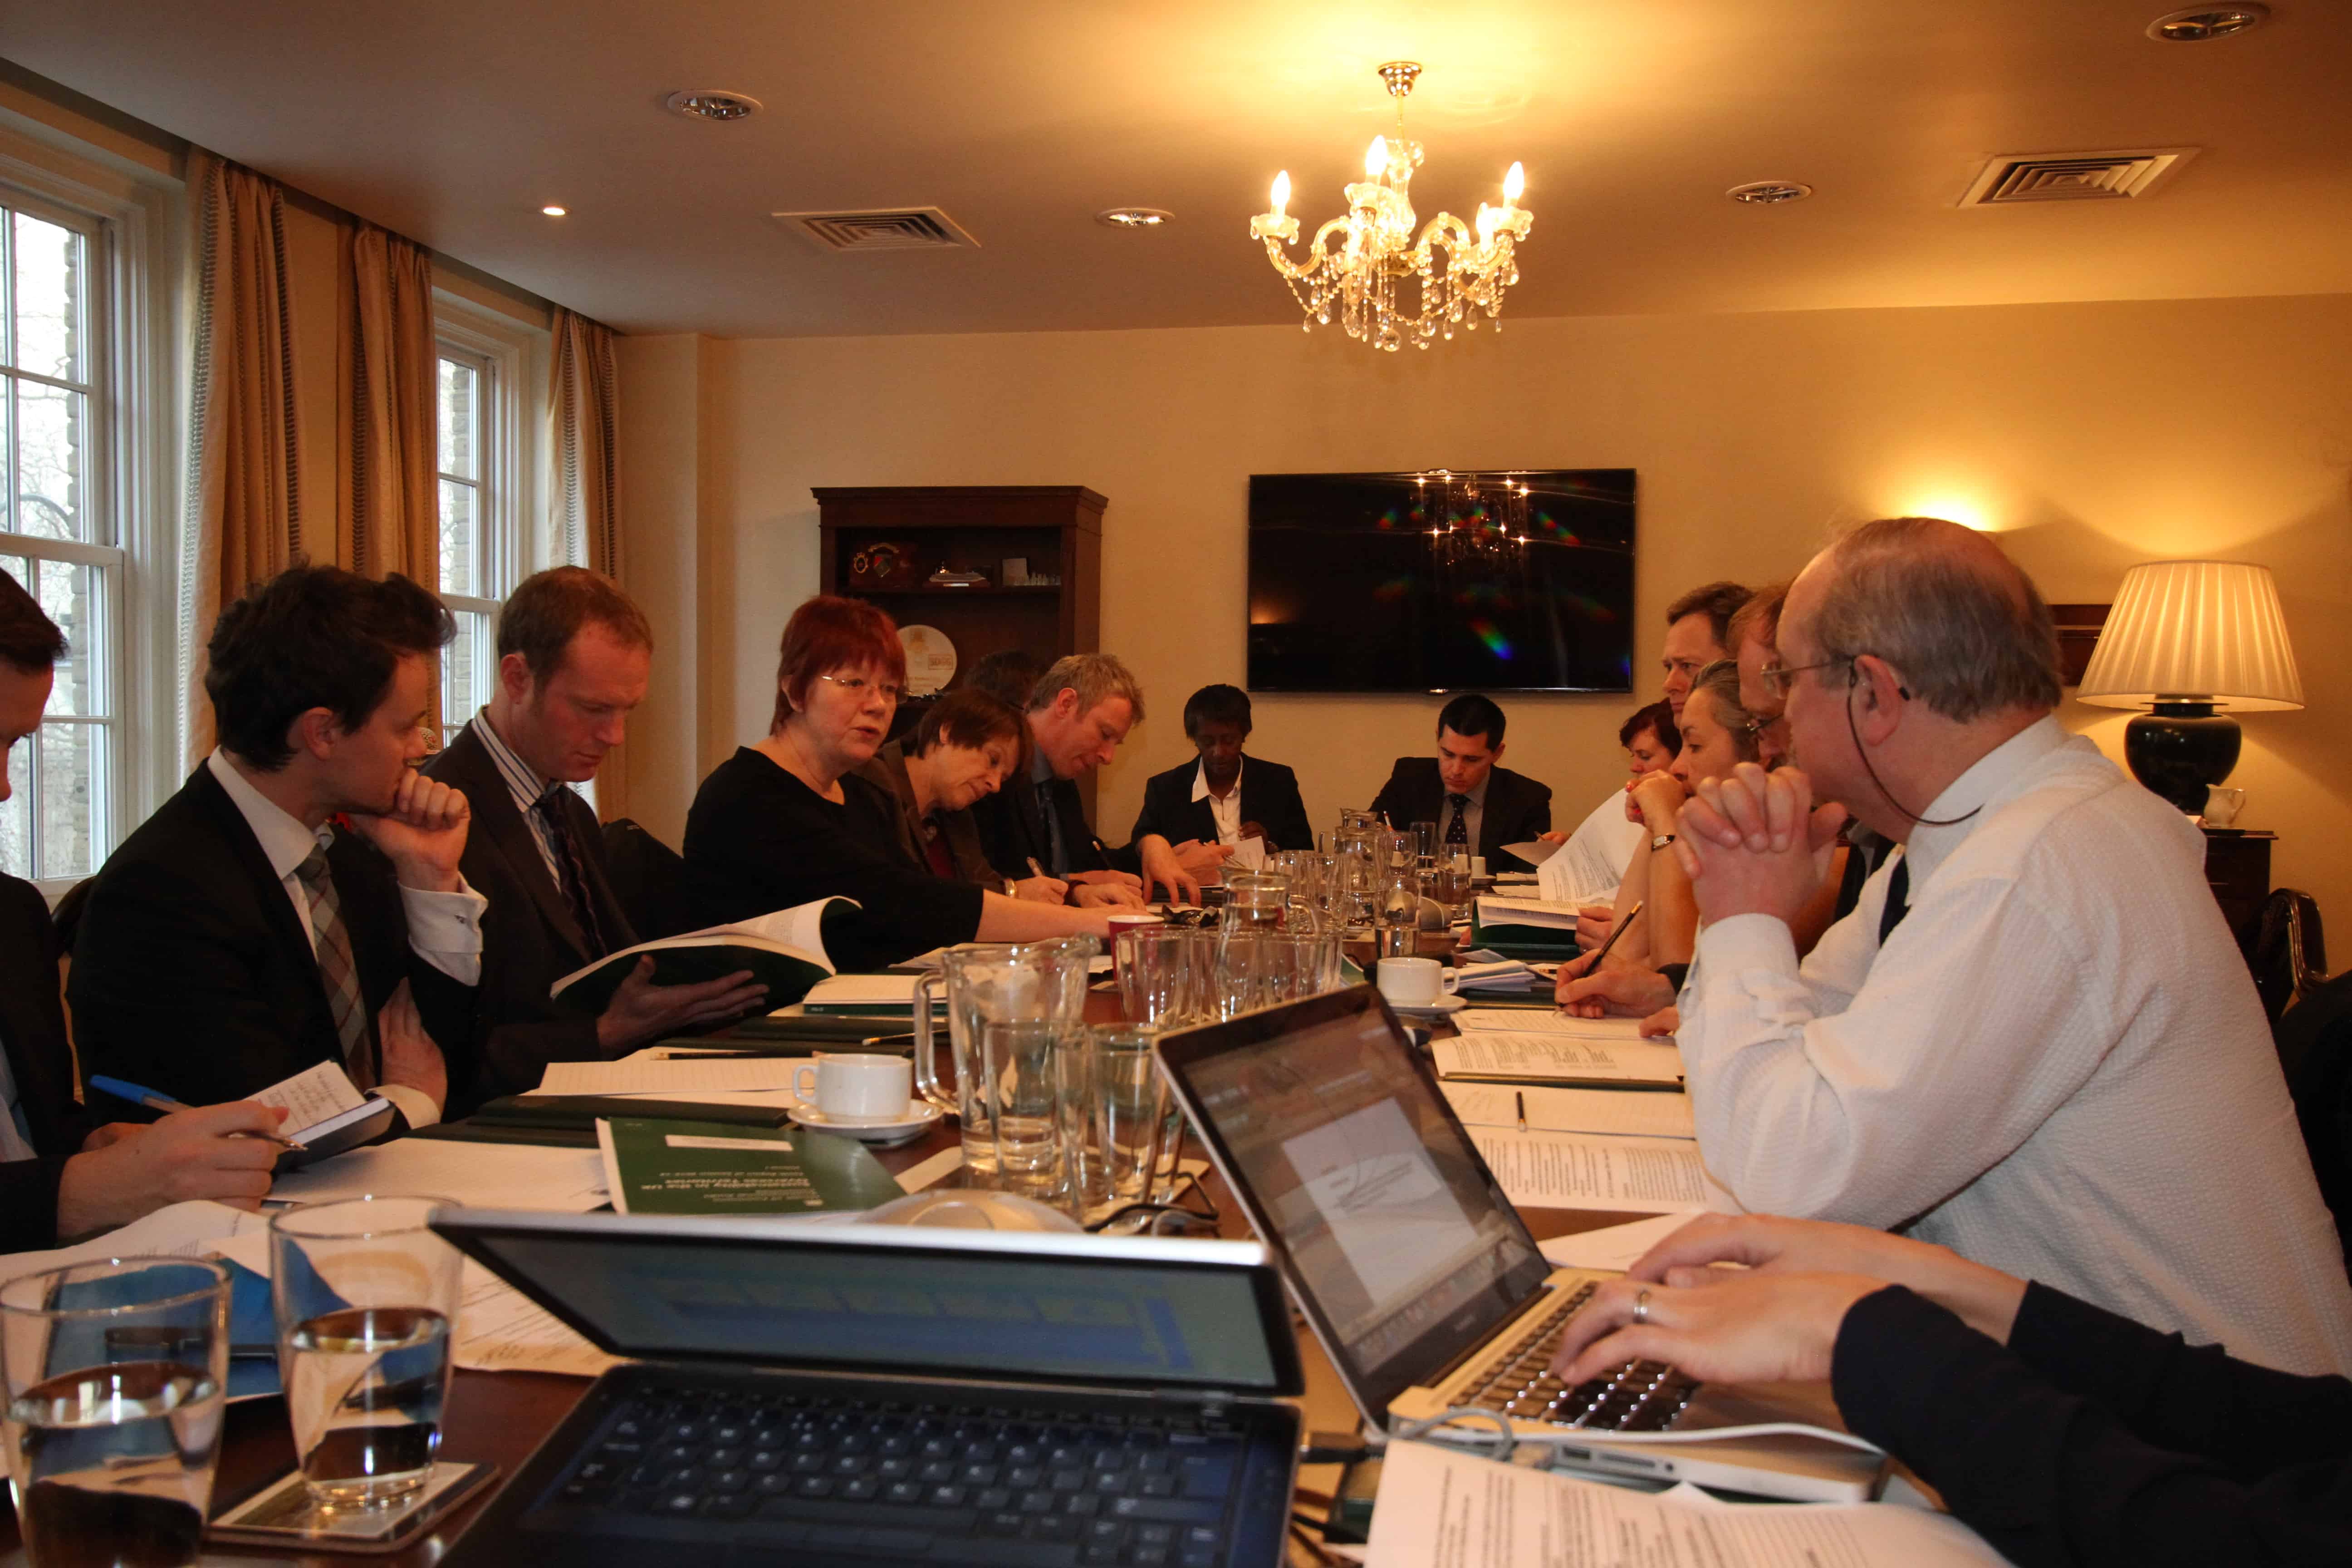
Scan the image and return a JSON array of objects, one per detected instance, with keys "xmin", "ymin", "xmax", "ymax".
[
  {"xmin": 69, "ymin": 762, "xmax": 478, "ymax": 1118},
  {"xmin": 423, "ymin": 723, "xmax": 637, "ymax": 1112},
  {"xmin": 853, "ymin": 741, "xmax": 1000, "ymax": 888},
  {"xmin": 0, "ymin": 874, "xmax": 96, "ymax": 1252},
  {"xmin": 971, "ymin": 770, "xmax": 1142, "ymax": 883},
  {"xmin": 1129, "ymin": 757, "xmax": 1315, "ymax": 854},
  {"xmin": 1367, "ymin": 758, "xmax": 1553, "ymax": 872}
]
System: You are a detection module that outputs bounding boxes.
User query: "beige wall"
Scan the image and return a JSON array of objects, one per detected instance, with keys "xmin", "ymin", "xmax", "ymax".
[{"xmin": 617, "ymin": 292, "xmax": 2352, "ymax": 922}]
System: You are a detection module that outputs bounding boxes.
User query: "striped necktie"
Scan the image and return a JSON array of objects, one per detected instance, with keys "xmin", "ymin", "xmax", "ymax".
[
  {"xmin": 294, "ymin": 846, "xmax": 374, "ymax": 1089},
  {"xmin": 536, "ymin": 788, "xmax": 609, "ymax": 957}
]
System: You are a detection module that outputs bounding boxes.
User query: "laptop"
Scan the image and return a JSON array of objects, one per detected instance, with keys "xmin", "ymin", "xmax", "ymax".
[
  {"xmin": 1155, "ymin": 986, "xmax": 1887, "ymax": 1504},
  {"xmin": 430, "ymin": 1211, "xmax": 1305, "ymax": 1568}
]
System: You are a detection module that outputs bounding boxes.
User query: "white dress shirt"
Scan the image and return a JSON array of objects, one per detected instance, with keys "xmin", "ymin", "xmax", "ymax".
[
  {"xmin": 1191, "ymin": 758, "xmax": 1245, "ymax": 846},
  {"xmin": 206, "ymin": 751, "xmax": 487, "ymax": 1128},
  {"xmin": 1679, "ymin": 717, "xmax": 2352, "ymax": 1377}
]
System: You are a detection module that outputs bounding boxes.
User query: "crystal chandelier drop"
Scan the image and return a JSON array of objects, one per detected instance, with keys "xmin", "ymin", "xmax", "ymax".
[
  {"xmin": 1421, "ymin": 470, "xmax": 1531, "ymax": 569},
  {"xmin": 1250, "ymin": 63, "xmax": 1534, "ymax": 353}
]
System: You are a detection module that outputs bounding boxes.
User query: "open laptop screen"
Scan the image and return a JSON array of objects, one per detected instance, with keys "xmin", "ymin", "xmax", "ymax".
[{"xmin": 1157, "ymin": 988, "xmax": 1552, "ymax": 1425}]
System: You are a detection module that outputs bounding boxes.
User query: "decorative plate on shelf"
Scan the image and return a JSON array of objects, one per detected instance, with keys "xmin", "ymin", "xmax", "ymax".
[{"xmin": 898, "ymin": 625, "xmax": 958, "ymax": 697}]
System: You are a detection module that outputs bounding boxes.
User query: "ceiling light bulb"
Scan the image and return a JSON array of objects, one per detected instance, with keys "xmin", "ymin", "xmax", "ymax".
[
  {"xmin": 1366, "ymin": 137, "xmax": 1387, "ymax": 179},
  {"xmin": 1503, "ymin": 162, "xmax": 1525, "ymax": 202},
  {"xmin": 541, "ymin": 205, "xmax": 567, "ymax": 217},
  {"xmin": 1270, "ymin": 171, "xmax": 1290, "ymax": 217}
]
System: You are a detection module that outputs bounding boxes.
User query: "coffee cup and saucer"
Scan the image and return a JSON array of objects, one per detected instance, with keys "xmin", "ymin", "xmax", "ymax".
[
  {"xmin": 789, "ymin": 1053, "xmax": 944, "ymax": 1145},
  {"xmin": 1375, "ymin": 956, "xmax": 1466, "ymax": 1017}
]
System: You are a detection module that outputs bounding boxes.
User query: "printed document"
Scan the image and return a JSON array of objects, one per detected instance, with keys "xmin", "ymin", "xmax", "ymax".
[
  {"xmin": 1367, "ymin": 1440, "xmax": 2010, "ymax": 1568},
  {"xmin": 531, "ymin": 1058, "xmax": 808, "ymax": 1096},
  {"xmin": 1441, "ymin": 1082, "xmax": 1697, "ymax": 1141},
  {"xmin": 1466, "ymin": 1127, "xmax": 1733, "ymax": 1213},
  {"xmin": 1454, "ymin": 1010, "xmax": 1647, "ymax": 1038},
  {"xmin": 270, "ymin": 1140, "xmax": 608, "ymax": 1211},
  {"xmin": 1433, "ymin": 1033, "xmax": 1684, "ymax": 1088},
  {"xmin": 1536, "ymin": 1212, "xmax": 1703, "ymax": 1273}
]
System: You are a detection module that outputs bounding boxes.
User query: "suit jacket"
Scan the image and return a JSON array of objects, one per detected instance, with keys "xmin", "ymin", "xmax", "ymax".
[
  {"xmin": 423, "ymin": 725, "xmax": 637, "ymax": 1112},
  {"xmin": 1129, "ymin": 757, "xmax": 1316, "ymax": 854},
  {"xmin": 0, "ymin": 874, "xmax": 95, "ymax": 1252},
  {"xmin": 69, "ymin": 763, "xmax": 477, "ymax": 1118},
  {"xmin": 1367, "ymin": 758, "xmax": 1553, "ymax": 872},
  {"xmin": 853, "ymin": 742, "xmax": 1000, "ymax": 887},
  {"xmin": 971, "ymin": 771, "xmax": 1142, "ymax": 883}
]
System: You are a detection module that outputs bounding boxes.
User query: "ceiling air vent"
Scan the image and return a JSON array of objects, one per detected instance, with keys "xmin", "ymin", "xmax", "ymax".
[
  {"xmin": 772, "ymin": 208, "xmax": 980, "ymax": 252},
  {"xmin": 1959, "ymin": 148, "xmax": 2198, "ymax": 206}
]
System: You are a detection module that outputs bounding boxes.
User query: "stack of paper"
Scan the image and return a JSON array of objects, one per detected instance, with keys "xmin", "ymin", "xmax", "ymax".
[
  {"xmin": 1432, "ymin": 1030, "xmax": 1685, "ymax": 1088},
  {"xmin": 1440, "ymin": 1081, "xmax": 1697, "ymax": 1140},
  {"xmin": 1473, "ymin": 894, "xmax": 1583, "ymax": 932},
  {"xmin": 1453, "ymin": 959, "xmax": 1544, "ymax": 993},
  {"xmin": 1465, "ymin": 1127, "xmax": 1733, "ymax": 1212}
]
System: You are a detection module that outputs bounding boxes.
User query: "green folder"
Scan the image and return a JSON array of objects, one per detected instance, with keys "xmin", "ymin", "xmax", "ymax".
[{"xmin": 595, "ymin": 1117, "xmax": 906, "ymax": 1216}]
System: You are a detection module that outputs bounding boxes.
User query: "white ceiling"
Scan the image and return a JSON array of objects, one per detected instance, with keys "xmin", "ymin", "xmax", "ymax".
[{"xmin": 7, "ymin": 0, "xmax": 2349, "ymax": 339}]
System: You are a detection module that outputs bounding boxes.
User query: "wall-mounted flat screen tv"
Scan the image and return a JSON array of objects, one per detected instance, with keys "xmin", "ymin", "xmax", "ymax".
[{"xmin": 1247, "ymin": 470, "xmax": 1636, "ymax": 693}]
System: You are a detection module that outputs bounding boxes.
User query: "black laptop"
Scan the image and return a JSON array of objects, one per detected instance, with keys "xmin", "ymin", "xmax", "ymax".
[{"xmin": 431, "ymin": 1212, "xmax": 1305, "ymax": 1568}]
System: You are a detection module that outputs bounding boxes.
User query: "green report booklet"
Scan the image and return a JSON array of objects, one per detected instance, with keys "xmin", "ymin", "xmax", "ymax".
[
  {"xmin": 550, "ymin": 897, "xmax": 858, "ymax": 1015},
  {"xmin": 594, "ymin": 1117, "xmax": 906, "ymax": 1215}
]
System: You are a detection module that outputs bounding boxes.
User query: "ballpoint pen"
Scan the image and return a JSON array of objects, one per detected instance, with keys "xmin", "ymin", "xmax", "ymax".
[
  {"xmin": 1515, "ymin": 1090, "xmax": 1527, "ymax": 1132},
  {"xmin": 87, "ymin": 1076, "xmax": 299, "ymax": 1148}
]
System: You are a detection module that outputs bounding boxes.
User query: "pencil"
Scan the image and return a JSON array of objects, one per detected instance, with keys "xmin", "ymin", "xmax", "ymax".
[{"xmin": 1515, "ymin": 1090, "xmax": 1527, "ymax": 1132}]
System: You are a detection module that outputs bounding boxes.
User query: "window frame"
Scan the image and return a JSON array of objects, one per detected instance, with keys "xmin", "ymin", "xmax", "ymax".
[{"xmin": 0, "ymin": 121, "xmax": 176, "ymax": 898}]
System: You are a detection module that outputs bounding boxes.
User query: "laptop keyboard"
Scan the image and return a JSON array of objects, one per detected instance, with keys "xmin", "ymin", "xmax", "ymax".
[
  {"xmin": 549, "ymin": 1379, "xmax": 1248, "ymax": 1567},
  {"xmin": 1460, "ymin": 1282, "xmax": 1700, "ymax": 1431}
]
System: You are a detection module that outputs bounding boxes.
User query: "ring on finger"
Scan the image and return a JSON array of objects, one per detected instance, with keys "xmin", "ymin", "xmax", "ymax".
[{"xmin": 1632, "ymin": 1288, "xmax": 1651, "ymax": 1326}]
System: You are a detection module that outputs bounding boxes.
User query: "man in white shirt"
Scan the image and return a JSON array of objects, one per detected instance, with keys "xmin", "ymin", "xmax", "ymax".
[
  {"xmin": 1667, "ymin": 516, "xmax": 2352, "ymax": 1375},
  {"xmin": 74, "ymin": 566, "xmax": 485, "ymax": 1132}
]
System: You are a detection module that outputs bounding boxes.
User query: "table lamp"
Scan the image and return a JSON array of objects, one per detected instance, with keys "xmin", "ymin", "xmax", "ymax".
[{"xmin": 2074, "ymin": 559, "xmax": 2302, "ymax": 815}]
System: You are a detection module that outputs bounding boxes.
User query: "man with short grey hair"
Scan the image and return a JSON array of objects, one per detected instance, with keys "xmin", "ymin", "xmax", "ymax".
[{"xmin": 1665, "ymin": 516, "xmax": 2352, "ymax": 1376}]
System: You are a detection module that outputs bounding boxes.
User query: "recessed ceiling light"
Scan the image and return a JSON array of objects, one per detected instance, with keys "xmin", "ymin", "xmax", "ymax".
[
  {"xmin": 663, "ymin": 88, "xmax": 764, "ymax": 122},
  {"xmin": 2146, "ymin": 5, "xmax": 2268, "ymax": 40},
  {"xmin": 1726, "ymin": 181, "xmax": 1813, "ymax": 205},
  {"xmin": 541, "ymin": 205, "xmax": 568, "ymax": 217},
  {"xmin": 1096, "ymin": 207, "xmax": 1174, "ymax": 228}
]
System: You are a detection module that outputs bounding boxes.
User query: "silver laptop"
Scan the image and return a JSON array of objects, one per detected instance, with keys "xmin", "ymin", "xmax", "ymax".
[{"xmin": 1155, "ymin": 986, "xmax": 1886, "ymax": 1504}]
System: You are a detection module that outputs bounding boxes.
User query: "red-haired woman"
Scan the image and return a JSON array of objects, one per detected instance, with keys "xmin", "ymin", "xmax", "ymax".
[{"xmin": 683, "ymin": 596, "xmax": 1113, "ymax": 968}]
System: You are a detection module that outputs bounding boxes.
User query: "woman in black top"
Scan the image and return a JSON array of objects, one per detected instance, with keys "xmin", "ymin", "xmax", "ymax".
[
  {"xmin": 683, "ymin": 596, "xmax": 1112, "ymax": 970},
  {"xmin": 1548, "ymin": 1212, "xmax": 2352, "ymax": 1567}
]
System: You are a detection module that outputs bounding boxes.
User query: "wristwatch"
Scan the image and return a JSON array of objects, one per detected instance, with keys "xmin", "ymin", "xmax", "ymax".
[{"xmin": 1651, "ymin": 833, "xmax": 1676, "ymax": 852}]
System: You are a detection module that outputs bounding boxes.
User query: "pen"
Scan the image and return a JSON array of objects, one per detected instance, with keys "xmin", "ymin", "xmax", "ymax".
[
  {"xmin": 1515, "ymin": 1090, "xmax": 1527, "ymax": 1132},
  {"xmin": 88, "ymin": 1077, "xmax": 298, "ymax": 1149},
  {"xmin": 1026, "ymin": 856, "xmax": 1050, "ymax": 881},
  {"xmin": 1583, "ymin": 900, "xmax": 1645, "ymax": 972}
]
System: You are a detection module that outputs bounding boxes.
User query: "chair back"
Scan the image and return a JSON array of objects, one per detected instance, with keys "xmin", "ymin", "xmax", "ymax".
[
  {"xmin": 2252, "ymin": 887, "xmax": 2328, "ymax": 1026},
  {"xmin": 2277, "ymin": 969, "xmax": 2352, "ymax": 1284},
  {"xmin": 599, "ymin": 818, "xmax": 694, "ymax": 941}
]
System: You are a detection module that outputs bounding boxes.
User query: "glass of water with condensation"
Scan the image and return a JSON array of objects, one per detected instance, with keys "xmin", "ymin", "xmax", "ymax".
[
  {"xmin": 0, "ymin": 1257, "xmax": 232, "ymax": 1567},
  {"xmin": 270, "ymin": 1196, "xmax": 461, "ymax": 1509}
]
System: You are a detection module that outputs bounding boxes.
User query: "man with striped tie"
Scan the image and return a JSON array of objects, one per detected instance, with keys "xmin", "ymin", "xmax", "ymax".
[
  {"xmin": 425, "ymin": 568, "xmax": 766, "ymax": 1110},
  {"xmin": 74, "ymin": 566, "xmax": 483, "ymax": 1134}
]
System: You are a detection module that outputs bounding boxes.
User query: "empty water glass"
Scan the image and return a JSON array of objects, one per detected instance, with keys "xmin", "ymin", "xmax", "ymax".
[
  {"xmin": 1088, "ymin": 1027, "xmax": 1170, "ymax": 1207},
  {"xmin": 1115, "ymin": 927, "xmax": 1194, "ymax": 1028},
  {"xmin": 982, "ymin": 1021, "xmax": 1068, "ymax": 1200}
]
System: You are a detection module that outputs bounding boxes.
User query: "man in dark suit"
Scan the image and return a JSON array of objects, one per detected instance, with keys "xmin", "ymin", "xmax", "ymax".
[
  {"xmin": 1130, "ymin": 684, "xmax": 1315, "ymax": 858},
  {"xmin": 74, "ymin": 566, "xmax": 482, "ymax": 1131},
  {"xmin": 424, "ymin": 568, "xmax": 764, "ymax": 1109},
  {"xmin": 1368, "ymin": 693, "xmax": 1553, "ymax": 872},
  {"xmin": 973, "ymin": 652, "xmax": 1221, "ymax": 903},
  {"xmin": 0, "ymin": 568, "xmax": 280, "ymax": 1246}
]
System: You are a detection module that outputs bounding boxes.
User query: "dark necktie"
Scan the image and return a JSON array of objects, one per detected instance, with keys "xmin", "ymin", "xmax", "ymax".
[
  {"xmin": 1445, "ymin": 793, "xmax": 1471, "ymax": 851},
  {"xmin": 1035, "ymin": 779, "xmax": 1067, "ymax": 875},
  {"xmin": 1877, "ymin": 853, "xmax": 1911, "ymax": 946},
  {"xmin": 294, "ymin": 846, "xmax": 375, "ymax": 1089},
  {"xmin": 536, "ymin": 788, "xmax": 609, "ymax": 957}
]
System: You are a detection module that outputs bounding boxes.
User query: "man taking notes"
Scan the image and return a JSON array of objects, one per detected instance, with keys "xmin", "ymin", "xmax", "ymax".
[
  {"xmin": 424, "ymin": 568, "xmax": 766, "ymax": 1109},
  {"xmin": 1666, "ymin": 516, "xmax": 2352, "ymax": 1375},
  {"xmin": 74, "ymin": 566, "xmax": 483, "ymax": 1133},
  {"xmin": 1368, "ymin": 694, "xmax": 1550, "ymax": 872},
  {"xmin": 0, "ymin": 569, "xmax": 281, "ymax": 1245}
]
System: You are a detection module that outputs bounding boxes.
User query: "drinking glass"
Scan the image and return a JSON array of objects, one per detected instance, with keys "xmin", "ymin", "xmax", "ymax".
[
  {"xmin": 1434, "ymin": 852, "xmax": 1473, "ymax": 922},
  {"xmin": 1087, "ymin": 1026, "xmax": 1170, "ymax": 1206},
  {"xmin": 1223, "ymin": 871, "xmax": 1290, "ymax": 933},
  {"xmin": 270, "ymin": 1196, "xmax": 462, "ymax": 1510},
  {"xmin": 1116, "ymin": 926, "xmax": 1195, "ymax": 1028},
  {"xmin": 1264, "ymin": 932, "xmax": 1345, "ymax": 1003},
  {"xmin": 914, "ymin": 935, "xmax": 1099, "ymax": 1175},
  {"xmin": 982, "ymin": 1020, "xmax": 1069, "ymax": 1200},
  {"xmin": 1412, "ymin": 821, "xmax": 1440, "ymax": 872},
  {"xmin": 1, "ymin": 1257, "xmax": 231, "ymax": 1567},
  {"xmin": 1213, "ymin": 930, "xmax": 1278, "ymax": 1019}
]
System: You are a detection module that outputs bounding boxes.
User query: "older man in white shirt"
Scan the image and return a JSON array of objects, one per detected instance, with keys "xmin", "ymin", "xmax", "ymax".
[{"xmin": 1667, "ymin": 516, "xmax": 2352, "ymax": 1377}]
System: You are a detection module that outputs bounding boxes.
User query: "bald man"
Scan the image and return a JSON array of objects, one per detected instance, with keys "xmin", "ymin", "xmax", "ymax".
[{"xmin": 1663, "ymin": 517, "xmax": 2352, "ymax": 1377}]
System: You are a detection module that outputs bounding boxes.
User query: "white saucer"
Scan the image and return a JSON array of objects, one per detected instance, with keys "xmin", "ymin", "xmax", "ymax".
[
  {"xmin": 789, "ymin": 1100, "xmax": 944, "ymax": 1144},
  {"xmin": 1382, "ymin": 994, "xmax": 1468, "ymax": 1017}
]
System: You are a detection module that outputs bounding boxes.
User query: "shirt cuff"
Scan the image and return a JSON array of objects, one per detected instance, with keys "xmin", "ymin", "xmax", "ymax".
[
  {"xmin": 399, "ymin": 876, "xmax": 487, "ymax": 986},
  {"xmin": 1692, "ymin": 911, "xmax": 1802, "ymax": 976},
  {"xmin": 376, "ymin": 1083, "xmax": 441, "ymax": 1129}
]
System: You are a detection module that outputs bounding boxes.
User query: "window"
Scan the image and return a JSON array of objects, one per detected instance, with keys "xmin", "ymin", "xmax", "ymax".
[
  {"xmin": 0, "ymin": 195, "xmax": 118, "ymax": 884},
  {"xmin": 432, "ymin": 295, "xmax": 552, "ymax": 755}
]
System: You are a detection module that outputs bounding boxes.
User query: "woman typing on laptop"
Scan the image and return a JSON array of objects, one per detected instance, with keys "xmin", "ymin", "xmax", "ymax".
[{"xmin": 1548, "ymin": 1213, "xmax": 2352, "ymax": 1566}]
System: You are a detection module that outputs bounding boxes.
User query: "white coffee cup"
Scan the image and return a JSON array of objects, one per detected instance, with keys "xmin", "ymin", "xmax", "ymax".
[
  {"xmin": 1470, "ymin": 856, "xmax": 1488, "ymax": 880},
  {"xmin": 1376, "ymin": 956, "xmax": 1461, "ymax": 1008},
  {"xmin": 791, "ymin": 1052, "xmax": 913, "ymax": 1120}
]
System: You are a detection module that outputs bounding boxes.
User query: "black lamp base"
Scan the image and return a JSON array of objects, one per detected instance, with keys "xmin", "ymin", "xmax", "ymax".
[{"xmin": 2123, "ymin": 702, "xmax": 2240, "ymax": 815}]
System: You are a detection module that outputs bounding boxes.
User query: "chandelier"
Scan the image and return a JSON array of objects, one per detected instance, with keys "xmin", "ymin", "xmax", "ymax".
[
  {"xmin": 1421, "ymin": 470, "xmax": 1531, "ymax": 570},
  {"xmin": 1250, "ymin": 62, "xmax": 1534, "ymax": 353}
]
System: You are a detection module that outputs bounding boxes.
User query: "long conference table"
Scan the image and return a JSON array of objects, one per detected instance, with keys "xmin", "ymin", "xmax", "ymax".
[{"xmin": 0, "ymin": 971, "xmax": 1651, "ymax": 1567}]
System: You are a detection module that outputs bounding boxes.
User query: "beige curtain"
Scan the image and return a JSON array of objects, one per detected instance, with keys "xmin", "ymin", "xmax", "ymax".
[
  {"xmin": 549, "ymin": 307, "xmax": 627, "ymax": 812},
  {"xmin": 347, "ymin": 225, "xmax": 439, "ymax": 584},
  {"xmin": 181, "ymin": 151, "xmax": 304, "ymax": 764}
]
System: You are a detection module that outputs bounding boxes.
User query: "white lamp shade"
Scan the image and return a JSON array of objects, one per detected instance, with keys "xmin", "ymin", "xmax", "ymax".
[{"xmin": 2075, "ymin": 560, "xmax": 2303, "ymax": 711}]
